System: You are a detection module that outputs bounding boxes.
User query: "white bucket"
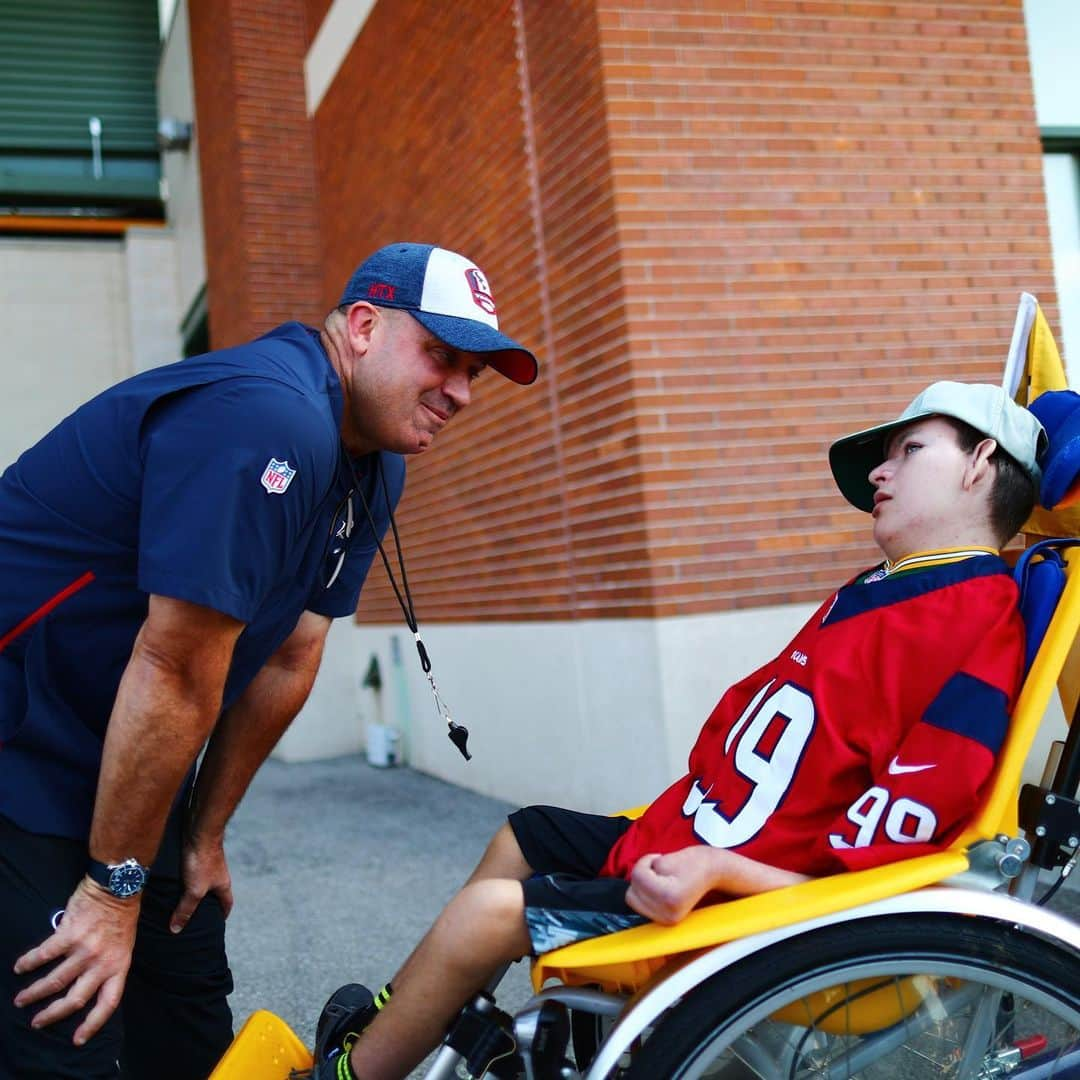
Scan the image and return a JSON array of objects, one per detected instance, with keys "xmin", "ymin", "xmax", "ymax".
[{"xmin": 366, "ymin": 723, "xmax": 400, "ymax": 768}]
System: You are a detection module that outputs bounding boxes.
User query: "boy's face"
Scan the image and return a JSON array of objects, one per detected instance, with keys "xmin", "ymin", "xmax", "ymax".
[{"xmin": 867, "ymin": 416, "xmax": 994, "ymax": 560}]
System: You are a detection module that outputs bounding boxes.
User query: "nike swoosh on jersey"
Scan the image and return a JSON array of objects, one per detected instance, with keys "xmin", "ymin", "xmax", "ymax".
[{"xmin": 888, "ymin": 756, "xmax": 936, "ymax": 775}]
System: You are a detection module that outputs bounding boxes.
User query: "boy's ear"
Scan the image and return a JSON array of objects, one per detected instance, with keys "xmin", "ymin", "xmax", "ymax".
[{"xmin": 963, "ymin": 437, "xmax": 997, "ymax": 490}]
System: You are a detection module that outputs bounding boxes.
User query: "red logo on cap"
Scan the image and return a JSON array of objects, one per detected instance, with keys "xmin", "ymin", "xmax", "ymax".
[
  {"xmin": 465, "ymin": 269, "xmax": 496, "ymax": 315},
  {"xmin": 368, "ymin": 283, "xmax": 396, "ymax": 301}
]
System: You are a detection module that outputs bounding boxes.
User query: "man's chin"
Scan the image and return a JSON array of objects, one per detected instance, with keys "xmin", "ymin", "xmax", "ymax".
[{"xmin": 402, "ymin": 429, "xmax": 437, "ymax": 455}]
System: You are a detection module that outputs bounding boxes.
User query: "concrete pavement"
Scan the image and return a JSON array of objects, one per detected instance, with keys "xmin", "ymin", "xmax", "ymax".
[{"xmin": 223, "ymin": 755, "xmax": 535, "ymax": 1074}]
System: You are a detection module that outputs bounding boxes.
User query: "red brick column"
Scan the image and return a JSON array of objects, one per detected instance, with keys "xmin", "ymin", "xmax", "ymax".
[
  {"xmin": 594, "ymin": 0, "xmax": 1057, "ymax": 613},
  {"xmin": 189, "ymin": 0, "xmax": 323, "ymax": 347}
]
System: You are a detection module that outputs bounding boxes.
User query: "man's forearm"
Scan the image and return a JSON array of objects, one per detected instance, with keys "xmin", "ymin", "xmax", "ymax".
[
  {"xmin": 90, "ymin": 618, "xmax": 237, "ymax": 864},
  {"xmin": 186, "ymin": 644, "xmax": 323, "ymax": 844}
]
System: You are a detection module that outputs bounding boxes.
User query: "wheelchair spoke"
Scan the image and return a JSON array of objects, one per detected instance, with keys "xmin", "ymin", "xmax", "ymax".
[
  {"xmin": 952, "ymin": 986, "xmax": 1004, "ymax": 1080},
  {"xmin": 617, "ymin": 915, "xmax": 1080, "ymax": 1080}
]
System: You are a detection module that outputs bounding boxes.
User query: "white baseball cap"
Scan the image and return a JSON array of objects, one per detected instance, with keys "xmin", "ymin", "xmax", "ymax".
[{"xmin": 829, "ymin": 381, "xmax": 1046, "ymax": 512}]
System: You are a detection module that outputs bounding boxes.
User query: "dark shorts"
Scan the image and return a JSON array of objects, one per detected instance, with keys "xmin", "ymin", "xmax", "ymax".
[
  {"xmin": 0, "ymin": 813, "xmax": 233, "ymax": 1080},
  {"xmin": 508, "ymin": 805, "xmax": 648, "ymax": 954}
]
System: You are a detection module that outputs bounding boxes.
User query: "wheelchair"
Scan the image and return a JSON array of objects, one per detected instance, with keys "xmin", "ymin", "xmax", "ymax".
[{"xmin": 212, "ymin": 533, "xmax": 1080, "ymax": 1079}]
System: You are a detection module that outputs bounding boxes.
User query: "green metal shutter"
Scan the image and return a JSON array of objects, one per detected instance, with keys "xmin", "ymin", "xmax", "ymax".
[{"xmin": 0, "ymin": 0, "xmax": 161, "ymax": 212}]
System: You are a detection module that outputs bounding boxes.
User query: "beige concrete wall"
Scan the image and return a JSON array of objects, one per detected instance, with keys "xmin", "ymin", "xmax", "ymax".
[
  {"xmin": 280, "ymin": 603, "xmax": 1065, "ymax": 816},
  {"xmin": 0, "ymin": 238, "xmax": 133, "ymax": 469},
  {"xmin": 0, "ymin": 229, "xmax": 182, "ymax": 471},
  {"xmin": 126, "ymin": 227, "xmax": 183, "ymax": 373},
  {"xmin": 276, "ymin": 608, "xmax": 808, "ymax": 813}
]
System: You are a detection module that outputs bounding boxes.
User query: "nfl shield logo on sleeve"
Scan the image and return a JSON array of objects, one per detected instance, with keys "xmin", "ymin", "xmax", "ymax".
[{"xmin": 261, "ymin": 458, "xmax": 296, "ymax": 494}]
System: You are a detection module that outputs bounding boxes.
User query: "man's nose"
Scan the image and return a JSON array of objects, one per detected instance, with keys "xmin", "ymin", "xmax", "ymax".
[
  {"xmin": 444, "ymin": 371, "xmax": 471, "ymax": 410},
  {"xmin": 868, "ymin": 459, "xmax": 889, "ymax": 485}
]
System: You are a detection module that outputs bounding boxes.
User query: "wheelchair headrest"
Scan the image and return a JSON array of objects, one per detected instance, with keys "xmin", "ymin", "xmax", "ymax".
[
  {"xmin": 1029, "ymin": 390, "xmax": 1080, "ymax": 509},
  {"xmin": 1013, "ymin": 538, "xmax": 1080, "ymax": 673}
]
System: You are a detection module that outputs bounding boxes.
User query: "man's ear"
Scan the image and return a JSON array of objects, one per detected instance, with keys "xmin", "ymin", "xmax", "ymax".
[
  {"xmin": 963, "ymin": 437, "xmax": 997, "ymax": 490},
  {"xmin": 345, "ymin": 302, "xmax": 380, "ymax": 356}
]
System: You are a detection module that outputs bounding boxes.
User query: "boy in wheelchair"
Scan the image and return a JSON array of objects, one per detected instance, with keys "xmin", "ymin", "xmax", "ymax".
[{"xmin": 313, "ymin": 381, "xmax": 1046, "ymax": 1080}]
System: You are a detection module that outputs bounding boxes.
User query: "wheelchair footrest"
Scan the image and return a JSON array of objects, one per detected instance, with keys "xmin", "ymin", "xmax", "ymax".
[
  {"xmin": 444, "ymin": 992, "xmax": 518, "ymax": 1079},
  {"xmin": 208, "ymin": 1009, "xmax": 313, "ymax": 1079}
]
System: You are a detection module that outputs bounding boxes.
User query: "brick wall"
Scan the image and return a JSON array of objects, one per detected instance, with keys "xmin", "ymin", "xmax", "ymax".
[
  {"xmin": 190, "ymin": 0, "xmax": 323, "ymax": 347},
  {"xmin": 310, "ymin": 0, "xmax": 589, "ymax": 623},
  {"xmin": 193, "ymin": 0, "xmax": 1059, "ymax": 623},
  {"xmin": 595, "ymin": 0, "xmax": 1057, "ymax": 614},
  {"xmin": 303, "ymin": 0, "xmax": 333, "ymax": 47}
]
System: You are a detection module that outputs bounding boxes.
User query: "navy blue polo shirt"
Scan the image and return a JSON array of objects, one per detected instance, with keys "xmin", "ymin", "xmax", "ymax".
[{"xmin": 0, "ymin": 322, "xmax": 404, "ymax": 839}]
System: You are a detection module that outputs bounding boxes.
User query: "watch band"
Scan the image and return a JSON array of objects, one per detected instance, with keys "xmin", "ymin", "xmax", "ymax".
[{"xmin": 86, "ymin": 857, "xmax": 149, "ymax": 899}]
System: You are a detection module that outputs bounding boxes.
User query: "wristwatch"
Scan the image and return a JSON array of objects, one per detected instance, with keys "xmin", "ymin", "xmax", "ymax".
[{"xmin": 87, "ymin": 857, "xmax": 149, "ymax": 899}]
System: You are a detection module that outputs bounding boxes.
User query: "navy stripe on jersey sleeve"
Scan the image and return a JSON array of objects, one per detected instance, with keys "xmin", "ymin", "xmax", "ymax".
[{"xmin": 922, "ymin": 671, "xmax": 1009, "ymax": 755}]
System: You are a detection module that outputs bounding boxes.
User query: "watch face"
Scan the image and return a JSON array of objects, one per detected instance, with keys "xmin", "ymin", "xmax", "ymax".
[{"xmin": 108, "ymin": 862, "xmax": 147, "ymax": 898}]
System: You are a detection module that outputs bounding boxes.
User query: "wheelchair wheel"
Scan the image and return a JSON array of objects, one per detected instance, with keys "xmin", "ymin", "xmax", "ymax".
[{"xmin": 621, "ymin": 913, "xmax": 1080, "ymax": 1079}]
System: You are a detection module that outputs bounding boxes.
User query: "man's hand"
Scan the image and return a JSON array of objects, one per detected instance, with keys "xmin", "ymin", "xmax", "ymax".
[
  {"xmin": 170, "ymin": 835, "xmax": 234, "ymax": 934},
  {"xmin": 13, "ymin": 877, "xmax": 139, "ymax": 1044},
  {"xmin": 625, "ymin": 847, "xmax": 718, "ymax": 924}
]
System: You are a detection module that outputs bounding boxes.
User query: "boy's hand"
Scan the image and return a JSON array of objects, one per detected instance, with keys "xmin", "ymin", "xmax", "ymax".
[
  {"xmin": 625, "ymin": 846, "xmax": 719, "ymax": 924},
  {"xmin": 626, "ymin": 845, "xmax": 811, "ymax": 924}
]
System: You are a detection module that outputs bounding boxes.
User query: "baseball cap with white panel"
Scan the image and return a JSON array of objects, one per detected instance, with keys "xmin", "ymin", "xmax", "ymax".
[{"xmin": 338, "ymin": 242, "xmax": 538, "ymax": 385}]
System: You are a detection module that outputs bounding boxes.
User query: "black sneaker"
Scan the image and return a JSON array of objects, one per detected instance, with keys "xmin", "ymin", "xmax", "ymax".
[{"xmin": 311, "ymin": 983, "xmax": 377, "ymax": 1079}]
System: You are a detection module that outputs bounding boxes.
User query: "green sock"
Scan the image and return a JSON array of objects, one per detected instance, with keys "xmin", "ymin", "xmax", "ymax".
[{"xmin": 334, "ymin": 1050, "xmax": 359, "ymax": 1080}]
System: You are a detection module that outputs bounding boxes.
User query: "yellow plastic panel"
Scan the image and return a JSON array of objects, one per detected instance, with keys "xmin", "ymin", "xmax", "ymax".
[
  {"xmin": 209, "ymin": 1009, "xmax": 313, "ymax": 1079},
  {"xmin": 533, "ymin": 850, "xmax": 966, "ymax": 992},
  {"xmin": 771, "ymin": 974, "xmax": 933, "ymax": 1034}
]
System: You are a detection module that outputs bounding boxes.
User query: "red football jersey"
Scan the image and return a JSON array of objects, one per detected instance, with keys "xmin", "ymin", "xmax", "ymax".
[{"xmin": 601, "ymin": 557, "xmax": 1024, "ymax": 881}]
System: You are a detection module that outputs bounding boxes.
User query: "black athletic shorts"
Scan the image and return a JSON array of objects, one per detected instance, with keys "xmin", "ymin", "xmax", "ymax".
[
  {"xmin": 508, "ymin": 805, "xmax": 649, "ymax": 954},
  {"xmin": 0, "ymin": 812, "xmax": 233, "ymax": 1080}
]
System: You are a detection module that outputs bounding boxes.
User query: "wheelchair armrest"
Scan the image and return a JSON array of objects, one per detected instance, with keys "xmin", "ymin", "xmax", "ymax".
[{"xmin": 531, "ymin": 849, "xmax": 968, "ymax": 993}]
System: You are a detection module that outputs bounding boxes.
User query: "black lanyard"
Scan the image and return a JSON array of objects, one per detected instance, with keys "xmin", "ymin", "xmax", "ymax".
[{"xmin": 346, "ymin": 453, "xmax": 471, "ymax": 761}]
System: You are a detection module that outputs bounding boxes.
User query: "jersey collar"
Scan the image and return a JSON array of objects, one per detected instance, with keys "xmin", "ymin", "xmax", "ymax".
[
  {"xmin": 865, "ymin": 546, "xmax": 999, "ymax": 584},
  {"xmin": 824, "ymin": 549, "xmax": 1010, "ymax": 627}
]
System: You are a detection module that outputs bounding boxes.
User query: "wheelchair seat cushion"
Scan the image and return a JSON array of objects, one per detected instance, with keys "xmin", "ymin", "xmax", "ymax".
[
  {"xmin": 1029, "ymin": 389, "xmax": 1080, "ymax": 509},
  {"xmin": 1012, "ymin": 537, "xmax": 1080, "ymax": 672}
]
